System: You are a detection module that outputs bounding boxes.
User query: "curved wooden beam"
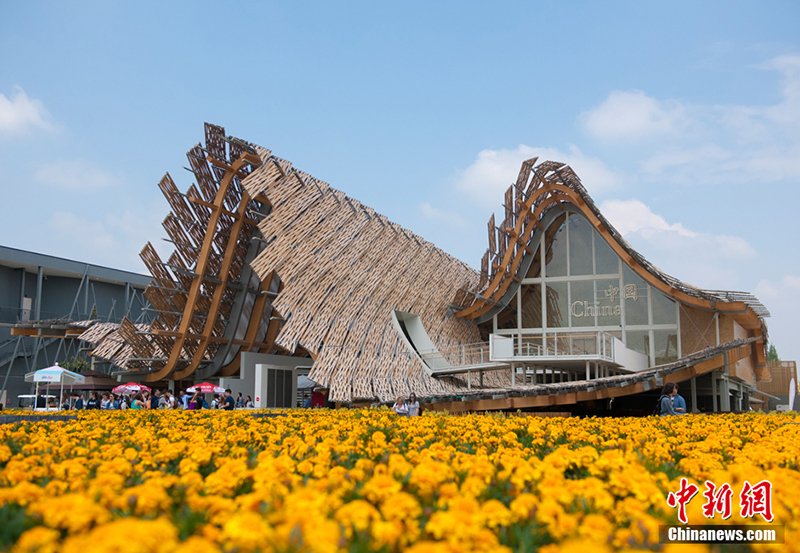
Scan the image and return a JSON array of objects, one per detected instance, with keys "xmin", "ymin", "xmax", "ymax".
[
  {"xmin": 146, "ymin": 152, "xmax": 260, "ymax": 382},
  {"xmin": 456, "ymin": 174, "xmax": 761, "ymax": 328}
]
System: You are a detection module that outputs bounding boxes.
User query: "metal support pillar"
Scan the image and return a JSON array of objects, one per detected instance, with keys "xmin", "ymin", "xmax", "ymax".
[
  {"xmin": 711, "ymin": 371, "xmax": 718, "ymax": 412},
  {"xmin": 719, "ymin": 380, "xmax": 731, "ymax": 411},
  {"xmin": 31, "ymin": 267, "xmax": 44, "ymax": 371},
  {"xmin": 84, "ymin": 268, "xmax": 90, "ymax": 317},
  {"xmin": 690, "ymin": 376, "xmax": 697, "ymax": 413},
  {"xmin": 585, "ymin": 360, "xmax": 590, "ymax": 381},
  {"xmin": 0, "ymin": 336, "xmax": 22, "ymax": 407}
]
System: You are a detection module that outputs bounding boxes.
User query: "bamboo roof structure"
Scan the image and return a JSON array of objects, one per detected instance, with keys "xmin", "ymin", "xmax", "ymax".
[{"xmin": 89, "ymin": 123, "xmax": 770, "ymax": 406}]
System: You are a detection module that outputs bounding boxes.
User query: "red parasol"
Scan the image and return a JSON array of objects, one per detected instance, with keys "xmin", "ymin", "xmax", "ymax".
[
  {"xmin": 187, "ymin": 382, "xmax": 226, "ymax": 393},
  {"xmin": 112, "ymin": 383, "xmax": 151, "ymax": 395}
]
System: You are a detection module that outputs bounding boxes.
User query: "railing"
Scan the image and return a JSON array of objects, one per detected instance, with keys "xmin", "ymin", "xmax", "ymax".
[
  {"xmin": 419, "ymin": 342, "xmax": 491, "ymax": 368},
  {"xmin": 418, "ymin": 331, "xmax": 616, "ymax": 370},
  {"xmin": 492, "ymin": 331, "xmax": 615, "ymax": 362}
]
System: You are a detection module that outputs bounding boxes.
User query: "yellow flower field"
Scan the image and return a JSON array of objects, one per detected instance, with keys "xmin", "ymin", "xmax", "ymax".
[{"xmin": 1, "ymin": 410, "xmax": 798, "ymax": 552}]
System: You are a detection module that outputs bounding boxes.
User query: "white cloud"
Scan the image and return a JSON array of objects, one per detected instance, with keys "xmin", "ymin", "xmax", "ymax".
[
  {"xmin": 599, "ymin": 198, "xmax": 756, "ymax": 289},
  {"xmin": 580, "ymin": 90, "xmax": 687, "ymax": 141},
  {"xmin": 759, "ymin": 55, "xmax": 800, "ymax": 126},
  {"xmin": 585, "ymin": 55, "xmax": 800, "ymax": 187},
  {"xmin": 0, "ymin": 87, "xmax": 53, "ymax": 136},
  {"xmin": 419, "ymin": 202, "xmax": 466, "ymax": 227},
  {"xmin": 35, "ymin": 159, "xmax": 121, "ymax": 190},
  {"xmin": 455, "ymin": 144, "xmax": 622, "ymax": 205},
  {"xmin": 783, "ymin": 275, "xmax": 800, "ymax": 291},
  {"xmin": 599, "ymin": 199, "xmax": 696, "ymax": 237},
  {"xmin": 51, "ymin": 211, "xmax": 117, "ymax": 254}
]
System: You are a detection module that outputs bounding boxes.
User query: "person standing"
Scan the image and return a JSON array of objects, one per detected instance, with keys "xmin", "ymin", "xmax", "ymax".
[
  {"xmin": 392, "ymin": 396, "xmax": 409, "ymax": 417},
  {"xmin": 235, "ymin": 392, "xmax": 245, "ymax": 408},
  {"xmin": 85, "ymin": 391, "xmax": 100, "ymax": 409},
  {"xmin": 72, "ymin": 392, "xmax": 84, "ymax": 410},
  {"xmin": 131, "ymin": 393, "xmax": 146, "ymax": 410},
  {"xmin": 673, "ymin": 385, "xmax": 687, "ymax": 415},
  {"xmin": 189, "ymin": 391, "xmax": 202, "ymax": 410},
  {"xmin": 222, "ymin": 389, "xmax": 235, "ymax": 410},
  {"xmin": 407, "ymin": 394, "xmax": 420, "ymax": 417}
]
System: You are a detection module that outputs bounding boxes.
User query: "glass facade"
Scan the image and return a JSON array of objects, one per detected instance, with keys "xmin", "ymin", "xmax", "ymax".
[{"xmin": 495, "ymin": 209, "xmax": 680, "ymax": 367}]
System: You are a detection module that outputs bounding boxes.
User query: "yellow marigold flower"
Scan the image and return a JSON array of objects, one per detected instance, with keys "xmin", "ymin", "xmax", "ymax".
[
  {"xmin": 30, "ymin": 493, "xmax": 111, "ymax": 534},
  {"xmin": 60, "ymin": 517, "xmax": 178, "ymax": 553},
  {"xmin": 510, "ymin": 493, "xmax": 538, "ymax": 522},
  {"xmin": 380, "ymin": 491, "xmax": 422, "ymax": 520},
  {"xmin": 220, "ymin": 511, "xmax": 275, "ymax": 553},
  {"xmin": 539, "ymin": 537, "xmax": 612, "ymax": 553},
  {"xmin": 172, "ymin": 535, "xmax": 222, "ymax": 553},
  {"xmin": 335, "ymin": 499, "xmax": 380, "ymax": 537},
  {"xmin": 11, "ymin": 527, "xmax": 60, "ymax": 553},
  {"xmin": 0, "ymin": 481, "xmax": 45, "ymax": 506},
  {"xmin": 361, "ymin": 473, "xmax": 402, "ymax": 504},
  {"xmin": 577, "ymin": 513, "xmax": 613, "ymax": 542},
  {"xmin": 371, "ymin": 519, "xmax": 405, "ymax": 548},
  {"xmin": 481, "ymin": 498, "xmax": 513, "ymax": 529}
]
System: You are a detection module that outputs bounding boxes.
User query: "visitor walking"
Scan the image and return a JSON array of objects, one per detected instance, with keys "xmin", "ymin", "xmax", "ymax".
[{"xmin": 222, "ymin": 389, "xmax": 235, "ymax": 410}]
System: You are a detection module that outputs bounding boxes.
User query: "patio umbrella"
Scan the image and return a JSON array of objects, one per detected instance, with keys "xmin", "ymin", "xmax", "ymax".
[
  {"xmin": 25, "ymin": 365, "xmax": 85, "ymax": 410},
  {"xmin": 187, "ymin": 382, "xmax": 225, "ymax": 393},
  {"xmin": 112, "ymin": 383, "xmax": 151, "ymax": 395}
]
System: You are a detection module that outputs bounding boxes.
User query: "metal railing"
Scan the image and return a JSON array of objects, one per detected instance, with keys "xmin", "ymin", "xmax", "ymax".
[
  {"xmin": 507, "ymin": 332, "xmax": 615, "ymax": 361},
  {"xmin": 419, "ymin": 342, "xmax": 491, "ymax": 368},
  {"xmin": 419, "ymin": 331, "xmax": 616, "ymax": 369}
]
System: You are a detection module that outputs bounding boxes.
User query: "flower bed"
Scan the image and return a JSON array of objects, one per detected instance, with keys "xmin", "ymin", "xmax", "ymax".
[{"xmin": 1, "ymin": 410, "xmax": 798, "ymax": 552}]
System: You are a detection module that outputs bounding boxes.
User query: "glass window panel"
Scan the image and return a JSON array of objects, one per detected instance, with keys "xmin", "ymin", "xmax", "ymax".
[
  {"xmin": 654, "ymin": 330, "xmax": 679, "ymax": 365},
  {"xmin": 497, "ymin": 296, "xmax": 518, "ymax": 330},
  {"xmin": 622, "ymin": 265, "xmax": 648, "ymax": 326},
  {"xmin": 526, "ymin": 244, "xmax": 542, "ymax": 278},
  {"xmin": 546, "ymin": 282, "xmax": 568, "ymax": 328},
  {"xmin": 568, "ymin": 213, "xmax": 593, "ymax": 275},
  {"xmin": 569, "ymin": 280, "xmax": 595, "ymax": 327},
  {"xmin": 594, "ymin": 230, "xmax": 619, "ymax": 275},
  {"xmin": 544, "ymin": 215, "xmax": 567, "ymax": 277},
  {"xmin": 595, "ymin": 278, "xmax": 622, "ymax": 327},
  {"xmin": 520, "ymin": 284, "xmax": 542, "ymax": 328},
  {"xmin": 626, "ymin": 330, "xmax": 650, "ymax": 359},
  {"xmin": 652, "ymin": 288, "xmax": 677, "ymax": 325}
]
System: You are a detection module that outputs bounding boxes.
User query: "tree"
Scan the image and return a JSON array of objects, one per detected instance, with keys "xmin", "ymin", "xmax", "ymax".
[
  {"xmin": 767, "ymin": 344, "xmax": 779, "ymax": 362},
  {"xmin": 60, "ymin": 356, "xmax": 90, "ymax": 373}
]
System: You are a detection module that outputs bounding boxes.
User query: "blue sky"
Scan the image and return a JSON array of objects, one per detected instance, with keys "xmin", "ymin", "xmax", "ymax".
[{"xmin": 1, "ymin": 1, "xmax": 799, "ymax": 363}]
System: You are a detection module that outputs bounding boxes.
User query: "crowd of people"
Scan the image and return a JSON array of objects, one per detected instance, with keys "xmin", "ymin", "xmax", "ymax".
[{"xmin": 37, "ymin": 388, "xmax": 255, "ymax": 411}]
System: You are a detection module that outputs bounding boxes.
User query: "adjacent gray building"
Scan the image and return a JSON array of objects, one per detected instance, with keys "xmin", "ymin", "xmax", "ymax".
[{"xmin": 0, "ymin": 246, "xmax": 151, "ymax": 407}]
